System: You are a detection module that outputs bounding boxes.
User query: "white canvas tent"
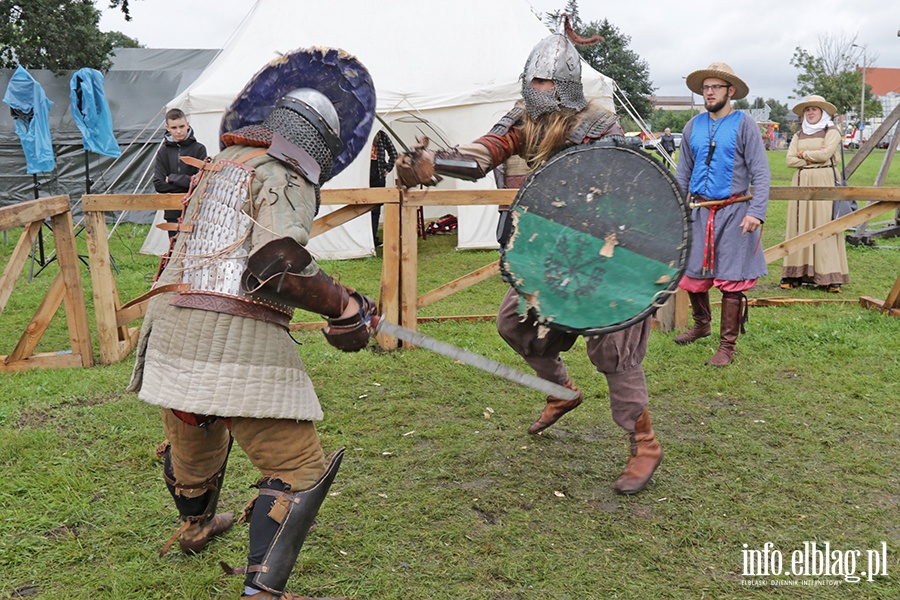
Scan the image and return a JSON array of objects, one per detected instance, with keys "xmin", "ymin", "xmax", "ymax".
[{"xmin": 152, "ymin": 0, "xmax": 615, "ymax": 259}]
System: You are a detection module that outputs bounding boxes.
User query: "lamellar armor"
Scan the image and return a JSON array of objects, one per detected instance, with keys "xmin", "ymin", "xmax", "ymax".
[{"xmin": 169, "ymin": 149, "xmax": 295, "ymax": 328}]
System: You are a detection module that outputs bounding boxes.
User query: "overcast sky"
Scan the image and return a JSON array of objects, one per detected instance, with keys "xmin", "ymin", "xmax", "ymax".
[{"xmin": 97, "ymin": 0, "xmax": 900, "ymax": 109}]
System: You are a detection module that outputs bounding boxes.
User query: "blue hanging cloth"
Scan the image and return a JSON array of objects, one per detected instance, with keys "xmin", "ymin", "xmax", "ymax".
[
  {"xmin": 2, "ymin": 65, "xmax": 56, "ymax": 174},
  {"xmin": 69, "ymin": 68, "xmax": 121, "ymax": 158}
]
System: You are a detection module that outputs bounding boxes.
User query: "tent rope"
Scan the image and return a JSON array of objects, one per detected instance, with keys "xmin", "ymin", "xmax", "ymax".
[{"xmin": 614, "ymin": 82, "xmax": 676, "ymax": 170}]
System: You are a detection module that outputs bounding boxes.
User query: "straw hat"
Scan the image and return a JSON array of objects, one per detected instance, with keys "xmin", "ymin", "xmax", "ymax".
[
  {"xmin": 685, "ymin": 62, "xmax": 749, "ymax": 100},
  {"xmin": 792, "ymin": 94, "xmax": 837, "ymax": 117}
]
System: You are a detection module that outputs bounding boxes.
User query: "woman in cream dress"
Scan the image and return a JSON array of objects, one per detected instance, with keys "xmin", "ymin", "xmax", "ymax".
[{"xmin": 781, "ymin": 94, "xmax": 849, "ymax": 292}]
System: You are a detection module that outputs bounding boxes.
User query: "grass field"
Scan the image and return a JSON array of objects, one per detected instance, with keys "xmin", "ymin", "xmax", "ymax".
[{"xmin": 0, "ymin": 149, "xmax": 898, "ymax": 599}]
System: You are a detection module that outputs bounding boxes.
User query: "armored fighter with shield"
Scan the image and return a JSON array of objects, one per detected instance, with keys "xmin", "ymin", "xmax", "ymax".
[
  {"xmin": 128, "ymin": 48, "xmax": 376, "ymax": 599},
  {"xmin": 397, "ymin": 17, "xmax": 687, "ymax": 495}
]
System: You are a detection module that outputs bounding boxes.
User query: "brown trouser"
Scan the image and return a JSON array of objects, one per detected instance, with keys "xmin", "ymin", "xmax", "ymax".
[
  {"xmin": 496, "ymin": 288, "xmax": 651, "ymax": 432},
  {"xmin": 161, "ymin": 408, "xmax": 325, "ymax": 498}
]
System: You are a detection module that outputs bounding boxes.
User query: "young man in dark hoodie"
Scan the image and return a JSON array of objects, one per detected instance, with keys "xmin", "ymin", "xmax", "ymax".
[{"xmin": 153, "ymin": 108, "xmax": 208, "ymax": 234}]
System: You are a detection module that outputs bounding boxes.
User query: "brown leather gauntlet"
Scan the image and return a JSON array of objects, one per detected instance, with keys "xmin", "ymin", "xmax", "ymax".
[
  {"xmin": 242, "ymin": 237, "xmax": 375, "ymax": 351},
  {"xmin": 433, "ymin": 148, "xmax": 487, "ymax": 181},
  {"xmin": 395, "ymin": 138, "xmax": 442, "ymax": 188}
]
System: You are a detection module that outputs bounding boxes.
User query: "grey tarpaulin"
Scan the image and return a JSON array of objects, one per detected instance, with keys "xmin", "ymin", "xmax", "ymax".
[{"xmin": 0, "ymin": 48, "xmax": 218, "ymax": 222}]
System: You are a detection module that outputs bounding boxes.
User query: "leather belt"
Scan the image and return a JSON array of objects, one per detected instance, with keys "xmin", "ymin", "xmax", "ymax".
[{"xmin": 170, "ymin": 291, "xmax": 293, "ymax": 329}]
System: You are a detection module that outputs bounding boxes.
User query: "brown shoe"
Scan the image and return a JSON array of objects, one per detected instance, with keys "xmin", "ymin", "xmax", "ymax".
[
  {"xmin": 527, "ymin": 379, "xmax": 583, "ymax": 434},
  {"xmin": 173, "ymin": 511, "xmax": 235, "ymax": 555},
  {"xmin": 673, "ymin": 291, "xmax": 711, "ymax": 345},
  {"xmin": 614, "ymin": 410, "xmax": 662, "ymax": 495}
]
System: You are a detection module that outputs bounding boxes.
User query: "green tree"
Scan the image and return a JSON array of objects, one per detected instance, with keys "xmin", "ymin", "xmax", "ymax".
[
  {"xmin": 0, "ymin": 0, "xmax": 129, "ymax": 73},
  {"xmin": 106, "ymin": 31, "xmax": 142, "ymax": 49},
  {"xmin": 791, "ymin": 34, "xmax": 881, "ymax": 123},
  {"xmin": 649, "ymin": 108, "xmax": 694, "ymax": 133},
  {"xmin": 106, "ymin": 0, "xmax": 134, "ymax": 20},
  {"xmin": 545, "ymin": 1, "xmax": 655, "ymax": 119},
  {"xmin": 761, "ymin": 98, "xmax": 790, "ymax": 133}
]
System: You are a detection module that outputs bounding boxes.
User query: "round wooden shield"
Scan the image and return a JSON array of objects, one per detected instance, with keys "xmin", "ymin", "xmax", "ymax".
[{"xmin": 499, "ymin": 141, "xmax": 690, "ymax": 335}]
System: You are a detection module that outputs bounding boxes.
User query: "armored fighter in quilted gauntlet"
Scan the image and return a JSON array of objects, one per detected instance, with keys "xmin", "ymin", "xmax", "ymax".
[{"xmin": 128, "ymin": 47, "xmax": 376, "ymax": 599}]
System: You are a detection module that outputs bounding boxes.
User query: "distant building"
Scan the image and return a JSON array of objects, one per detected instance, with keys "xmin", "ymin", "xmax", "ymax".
[
  {"xmin": 649, "ymin": 95, "xmax": 697, "ymax": 112},
  {"xmin": 863, "ymin": 67, "xmax": 900, "ymax": 130}
]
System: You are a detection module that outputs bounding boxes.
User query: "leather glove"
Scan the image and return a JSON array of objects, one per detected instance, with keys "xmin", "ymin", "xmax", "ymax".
[
  {"xmin": 323, "ymin": 291, "xmax": 376, "ymax": 352},
  {"xmin": 395, "ymin": 137, "xmax": 442, "ymax": 188}
]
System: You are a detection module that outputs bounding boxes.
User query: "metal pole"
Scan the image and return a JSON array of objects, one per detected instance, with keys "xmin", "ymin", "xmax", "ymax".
[
  {"xmin": 853, "ymin": 44, "xmax": 866, "ymax": 137},
  {"xmin": 84, "ymin": 149, "xmax": 92, "ymax": 194}
]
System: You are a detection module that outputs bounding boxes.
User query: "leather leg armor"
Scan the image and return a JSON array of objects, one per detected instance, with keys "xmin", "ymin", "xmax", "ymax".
[
  {"xmin": 240, "ymin": 448, "xmax": 345, "ymax": 595},
  {"xmin": 160, "ymin": 440, "xmax": 235, "ymax": 556}
]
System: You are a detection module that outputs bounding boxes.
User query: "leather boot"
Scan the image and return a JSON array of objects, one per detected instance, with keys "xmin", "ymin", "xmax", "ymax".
[
  {"xmin": 614, "ymin": 409, "xmax": 662, "ymax": 495},
  {"xmin": 178, "ymin": 511, "xmax": 235, "ymax": 555},
  {"xmin": 240, "ymin": 592, "xmax": 347, "ymax": 600},
  {"xmin": 673, "ymin": 291, "xmax": 711, "ymax": 345},
  {"xmin": 527, "ymin": 379, "xmax": 583, "ymax": 434},
  {"xmin": 707, "ymin": 292, "xmax": 747, "ymax": 367},
  {"xmin": 159, "ymin": 440, "xmax": 235, "ymax": 557}
]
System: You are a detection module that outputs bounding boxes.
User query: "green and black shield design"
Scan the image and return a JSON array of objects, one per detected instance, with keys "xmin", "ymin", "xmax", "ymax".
[{"xmin": 500, "ymin": 142, "xmax": 690, "ymax": 335}]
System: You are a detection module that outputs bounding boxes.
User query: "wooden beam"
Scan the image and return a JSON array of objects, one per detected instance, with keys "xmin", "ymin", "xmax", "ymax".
[
  {"xmin": 0, "ymin": 195, "xmax": 70, "ymax": 231},
  {"xmin": 850, "ymin": 129, "xmax": 900, "ymax": 241},
  {"xmin": 0, "ymin": 221, "xmax": 41, "ymax": 315},
  {"xmin": 82, "ymin": 189, "xmax": 403, "ymax": 213},
  {"xmin": 0, "ymin": 352, "xmax": 87, "ymax": 372},
  {"xmin": 673, "ymin": 288, "xmax": 689, "ymax": 331},
  {"xmin": 844, "ymin": 103, "xmax": 900, "ymax": 178},
  {"xmin": 111, "ymin": 330, "xmax": 141, "ymax": 363},
  {"xmin": 81, "ymin": 193, "xmax": 184, "ymax": 212},
  {"xmin": 320, "ymin": 187, "xmax": 400, "ymax": 205},
  {"xmin": 416, "ymin": 315, "xmax": 496, "ymax": 324},
  {"xmin": 116, "ymin": 302, "xmax": 148, "ymax": 328},
  {"xmin": 310, "ymin": 204, "xmax": 375, "ymax": 239},
  {"xmin": 859, "ymin": 296, "xmax": 900, "ymax": 317},
  {"xmin": 654, "ymin": 287, "xmax": 688, "ymax": 333},
  {"xmin": 400, "ymin": 202, "xmax": 420, "ymax": 337},
  {"xmin": 748, "ymin": 297, "xmax": 857, "ymax": 307},
  {"xmin": 83, "ymin": 210, "xmax": 130, "ymax": 365},
  {"xmin": 289, "ymin": 321, "xmax": 327, "ymax": 332},
  {"xmin": 7, "ymin": 273, "xmax": 66, "ymax": 364},
  {"xmin": 377, "ymin": 201, "xmax": 401, "ymax": 349},
  {"xmin": 289, "ymin": 314, "xmax": 501, "ymax": 333},
  {"xmin": 768, "ymin": 186, "xmax": 900, "ymax": 202},
  {"xmin": 883, "ymin": 273, "xmax": 900, "ymax": 313},
  {"xmin": 49, "ymin": 211, "xmax": 94, "ymax": 366},
  {"xmin": 764, "ymin": 201, "xmax": 900, "ymax": 262},
  {"xmin": 874, "ymin": 127, "xmax": 900, "ymax": 187},
  {"xmin": 417, "ymin": 261, "xmax": 500, "ymax": 308},
  {"xmin": 402, "ymin": 189, "xmax": 517, "ymax": 207}
]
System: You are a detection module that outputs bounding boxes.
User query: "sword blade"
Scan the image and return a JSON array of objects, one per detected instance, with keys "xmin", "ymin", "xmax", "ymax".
[
  {"xmin": 374, "ymin": 114, "xmax": 411, "ymax": 154},
  {"xmin": 373, "ymin": 318, "xmax": 579, "ymax": 400}
]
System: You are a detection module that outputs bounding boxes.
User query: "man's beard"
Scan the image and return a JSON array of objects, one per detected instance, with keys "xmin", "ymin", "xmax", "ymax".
[{"xmin": 705, "ymin": 96, "xmax": 729, "ymax": 114}]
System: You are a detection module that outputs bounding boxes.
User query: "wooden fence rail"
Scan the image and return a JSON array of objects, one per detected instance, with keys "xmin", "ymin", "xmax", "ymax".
[{"xmin": 4, "ymin": 184, "xmax": 897, "ymax": 369}]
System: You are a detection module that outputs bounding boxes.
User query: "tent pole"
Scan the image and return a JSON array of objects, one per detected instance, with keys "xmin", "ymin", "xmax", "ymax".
[
  {"xmin": 28, "ymin": 173, "xmax": 51, "ymax": 280},
  {"xmin": 84, "ymin": 149, "xmax": 92, "ymax": 194}
]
